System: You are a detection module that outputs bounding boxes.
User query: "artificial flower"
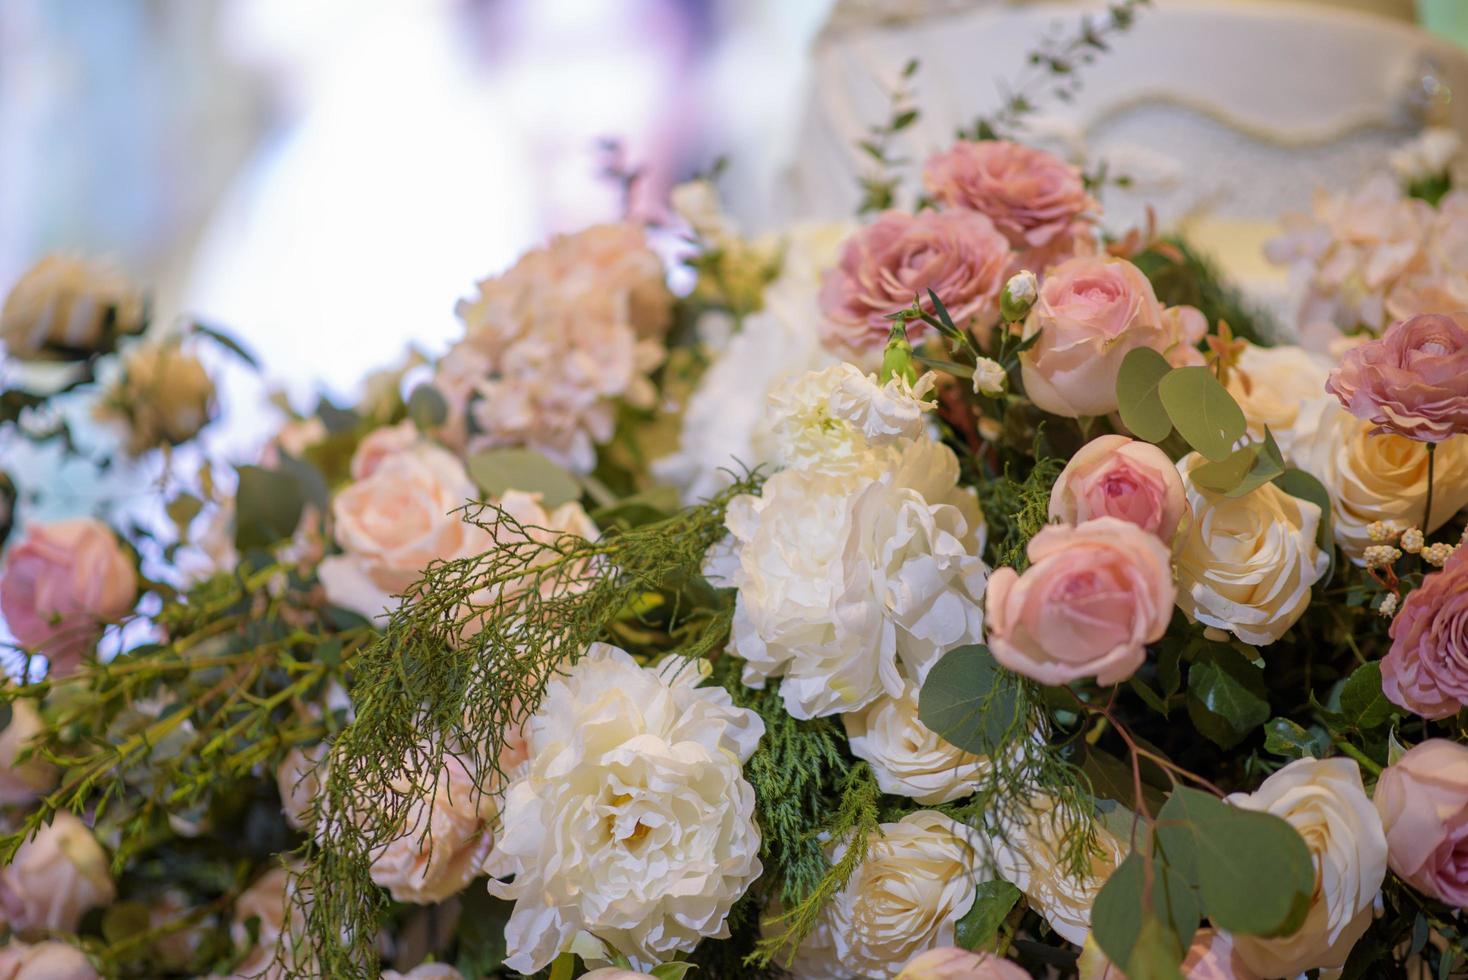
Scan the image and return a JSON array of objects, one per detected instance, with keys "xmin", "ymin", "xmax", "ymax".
[
  {"xmin": 0, "ymin": 941, "xmax": 99, "ymax": 980},
  {"xmin": 1223, "ymin": 341, "xmax": 1333, "ymax": 454},
  {"xmin": 1326, "ymin": 312, "xmax": 1468, "ymax": 443},
  {"xmin": 0, "ymin": 810, "xmax": 114, "ymax": 934},
  {"xmin": 843, "ymin": 681, "xmax": 990, "ymax": 804},
  {"xmin": 1381, "ymin": 547, "xmax": 1468, "ymax": 719},
  {"xmin": 1374, "ymin": 738, "xmax": 1468, "ymax": 907},
  {"xmin": 1048, "ymin": 435, "xmax": 1187, "ymax": 542},
  {"xmin": 94, "ymin": 340, "xmax": 216, "ymax": 455},
  {"xmin": 0, "ymin": 253, "xmax": 143, "ymax": 361},
  {"xmin": 0, "ymin": 697, "xmax": 57, "ymax": 808},
  {"xmin": 766, "ymin": 362, "xmax": 935, "ymax": 474}
]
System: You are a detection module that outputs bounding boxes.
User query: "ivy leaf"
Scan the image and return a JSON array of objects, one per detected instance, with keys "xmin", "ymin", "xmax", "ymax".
[
  {"xmin": 1153, "ymin": 788, "xmax": 1314, "ymax": 938},
  {"xmin": 918, "ymin": 644, "xmax": 1024, "ymax": 756},
  {"xmin": 1158, "ymin": 366, "xmax": 1246, "ymax": 461},
  {"xmin": 1339, "ymin": 661, "xmax": 1395, "ymax": 731},
  {"xmin": 1117, "ymin": 347, "xmax": 1174, "ymax": 442},
  {"xmin": 1093, "ymin": 851, "xmax": 1197, "ymax": 970},
  {"xmin": 1186, "ymin": 654, "xmax": 1269, "ymax": 749},
  {"xmin": 467, "ymin": 448, "xmax": 583, "ymax": 508},
  {"xmin": 955, "ymin": 879, "xmax": 1021, "ymax": 951}
]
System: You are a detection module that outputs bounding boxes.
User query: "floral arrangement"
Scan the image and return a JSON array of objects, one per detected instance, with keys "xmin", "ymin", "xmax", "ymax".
[{"xmin": 4, "ymin": 6, "xmax": 1468, "ymax": 979}]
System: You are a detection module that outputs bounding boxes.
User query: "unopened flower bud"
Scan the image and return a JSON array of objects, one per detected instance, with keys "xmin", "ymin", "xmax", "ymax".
[
  {"xmin": 972, "ymin": 357, "xmax": 1007, "ymax": 396},
  {"xmin": 1424, "ymin": 542, "xmax": 1457, "ymax": 567},
  {"xmin": 1364, "ymin": 545, "xmax": 1403, "ymax": 570},
  {"xmin": 880, "ymin": 322, "xmax": 917, "ymax": 385},
  {"xmin": 999, "ymin": 270, "xmax": 1038, "ymax": 323}
]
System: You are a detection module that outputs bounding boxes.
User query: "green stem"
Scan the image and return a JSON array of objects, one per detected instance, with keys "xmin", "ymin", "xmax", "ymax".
[
  {"xmin": 1332, "ymin": 736, "xmax": 1383, "ymax": 776},
  {"xmin": 1424, "ymin": 441, "xmax": 1437, "ymax": 532}
]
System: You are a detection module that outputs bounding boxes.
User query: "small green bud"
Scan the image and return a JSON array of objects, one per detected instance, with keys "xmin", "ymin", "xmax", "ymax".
[
  {"xmin": 999, "ymin": 270, "xmax": 1039, "ymax": 323},
  {"xmin": 880, "ymin": 322, "xmax": 916, "ymax": 385}
]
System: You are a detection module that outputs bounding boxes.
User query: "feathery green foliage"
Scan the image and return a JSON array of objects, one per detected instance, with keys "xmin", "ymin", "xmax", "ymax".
[{"xmin": 975, "ymin": 455, "xmax": 1063, "ymax": 572}]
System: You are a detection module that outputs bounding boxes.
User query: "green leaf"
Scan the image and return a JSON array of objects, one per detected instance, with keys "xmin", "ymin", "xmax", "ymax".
[
  {"xmin": 1274, "ymin": 468, "xmax": 1335, "ymax": 572},
  {"xmin": 1117, "ymin": 347, "xmax": 1174, "ymax": 442},
  {"xmin": 190, "ymin": 320, "xmax": 260, "ymax": 369},
  {"xmin": 926, "ymin": 288, "xmax": 960, "ymax": 337},
  {"xmin": 1126, "ymin": 915, "xmax": 1188, "ymax": 980},
  {"xmin": 1153, "ymin": 788, "xmax": 1314, "ymax": 938},
  {"xmin": 1158, "ymin": 366, "xmax": 1246, "ymax": 462},
  {"xmin": 1190, "ymin": 428, "xmax": 1285, "ymax": 497},
  {"xmin": 1339, "ymin": 661, "xmax": 1395, "ymax": 730},
  {"xmin": 102, "ymin": 902, "xmax": 152, "ymax": 945},
  {"xmin": 1262, "ymin": 717, "xmax": 1330, "ymax": 760},
  {"xmin": 918, "ymin": 644, "xmax": 1024, "ymax": 757},
  {"xmin": 1186, "ymin": 655, "xmax": 1269, "ymax": 749},
  {"xmin": 466, "ymin": 448, "xmax": 582, "ymax": 508},
  {"xmin": 955, "ymin": 879, "xmax": 1021, "ymax": 951},
  {"xmin": 166, "ymin": 492, "xmax": 204, "ymax": 542},
  {"xmin": 407, "ymin": 384, "xmax": 448, "ymax": 430},
  {"xmin": 234, "ymin": 465, "xmax": 305, "ymax": 551},
  {"xmin": 1093, "ymin": 851, "xmax": 1197, "ymax": 969},
  {"xmin": 650, "ymin": 964, "xmax": 697, "ymax": 980}
]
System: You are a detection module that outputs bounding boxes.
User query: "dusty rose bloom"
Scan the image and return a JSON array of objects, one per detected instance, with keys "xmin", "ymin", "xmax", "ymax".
[
  {"xmin": 1049, "ymin": 434, "xmax": 1187, "ymax": 542},
  {"xmin": 1374, "ymin": 739, "xmax": 1468, "ymax": 907},
  {"xmin": 0, "ymin": 811, "xmax": 115, "ymax": 934},
  {"xmin": 1382, "ymin": 547, "xmax": 1468, "ymax": 719},
  {"xmin": 0, "ymin": 518, "xmax": 137, "ymax": 675},
  {"xmin": 922, "ymin": 139, "xmax": 1097, "ymax": 274},
  {"xmin": 1326, "ymin": 312, "xmax": 1468, "ymax": 443},
  {"xmin": 818, "ymin": 209, "xmax": 1012, "ymax": 360}
]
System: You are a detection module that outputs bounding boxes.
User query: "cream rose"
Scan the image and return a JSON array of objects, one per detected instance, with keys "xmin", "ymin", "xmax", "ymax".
[
  {"xmin": 94, "ymin": 341, "xmax": 216, "ymax": 456},
  {"xmin": 0, "ymin": 811, "xmax": 115, "ymax": 934},
  {"xmin": 0, "ymin": 253, "xmax": 144, "ymax": 361},
  {"xmin": 368, "ymin": 750, "xmax": 496, "ymax": 904},
  {"xmin": 791, "ymin": 811, "xmax": 986, "ymax": 979},
  {"xmin": 0, "ymin": 698, "xmax": 57, "ymax": 807},
  {"xmin": 1049, "ymin": 435, "xmax": 1187, "ymax": 541},
  {"xmin": 221, "ymin": 865, "xmax": 312, "ymax": 979},
  {"xmin": 989, "ymin": 793, "xmax": 1128, "ymax": 946},
  {"xmin": 275, "ymin": 744, "xmax": 326, "ymax": 832},
  {"xmin": 485, "ymin": 644, "xmax": 763, "ymax": 973},
  {"xmin": 1289, "ymin": 397, "xmax": 1468, "ymax": 563},
  {"xmin": 1226, "ymin": 758, "xmax": 1386, "ymax": 978},
  {"xmin": 0, "ymin": 941, "xmax": 99, "ymax": 980},
  {"xmin": 1174, "ymin": 455, "xmax": 1330, "ymax": 646},
  {"xmin": 1225, "ymin": 342, "xmax": 1333, "ymax": 454},
  {"xmin": 843, "ymin": 681, "xmax": 990, "ymax": 804},
  {"xmin": 1373, "ymin": 739, "xmax": 1468, "ymax": 907}
]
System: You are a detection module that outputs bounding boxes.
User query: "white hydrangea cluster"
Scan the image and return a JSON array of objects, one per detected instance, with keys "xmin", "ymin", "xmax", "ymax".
[{"xmin": 706, "ymin": 366, "xmax": 986, "ymax": 720}]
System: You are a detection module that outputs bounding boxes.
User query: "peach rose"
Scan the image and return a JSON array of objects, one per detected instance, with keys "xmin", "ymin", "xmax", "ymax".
[
  {"xmin": 0, "ymin": 517, "xmax": 136, "ymax": 676},
  {"xmin": 0, "ymin": 811, "xmax": 115, "ymax": 934},
  {"xmin": 317, "ymin": 442, "xmax": 488, "ymax": 621},
  {"xmin": 819, "ymin": 209, "xmax": 1012, "ymax": 360},
  {"xmin": 1381, "ymin": 547, "xmax": 1468, "ymax": 719},
  {"xmin": 0, "ymin": 697, "xmax": 57, "ymax": 808},
  {"xmin": 1225, "ymin": 342, "xmax": 1332, "ymax": 453},
  {"xmin": 368, "ymin": 751, "xmax": 496, "ymax": 904},
  {"xmin": 1374, "ymin": 739, "xmax": 1468, "ymax": 907},
  {"xmin": 0, "ymin": 941, "xmax": 99, "ymax": 980},
  {"xmin": 898, "ymin": 946, "xmax": 1028, "ymax": 979},
  {"xmin": 1049, "ymin": 435, "xmax": 1187, "ymax": 542},
  {"xmin": 1018, "ymin": 256, "xmax": 1169, "ymax": 418},
  {"xmin": 922, "ymin": 139, "xmax": 1097, "ymax": 274},
  {"xmin": 1326, "ymin": 312, "xmax": 1468, "ymax": 443},
  {"xmin": 349, "ymin": 420, "xmax": 421, "ymax": 480},
  {"xmin": 985, "ymin": 517, "xmax": 1176, "ymax": 686}
]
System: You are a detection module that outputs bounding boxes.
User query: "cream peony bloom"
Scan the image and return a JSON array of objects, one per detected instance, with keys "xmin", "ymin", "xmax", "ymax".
[
  {"xmin": 791, "ymin": 811, "xmax": 987, "ymax": 979},
  {"xmin": 1226, "ymin": 758, "xmax": 1386, "ymax": 978},
  {"xmin": 1225, "ymin": 342, "xmax": 1333, "ymax": 455},
  {"xmin": 0, "ymin": 811, "xmax": 115, "ymax": 934},
  {"xmin": 767, "ymin": 363, "xmax": 936, "ymax": 475},
  {"xmin": 843, "ymin": 681, "xmax": 990, "ymax": 804},
  {"xmin": 989, "ymin": 794, "xmax": 1128, "ymax": 946},
  {"xmin": 1174, "ymin": 454, "xmax": 1330, "ymax": 646},
  {"xmin": 0, "ymin": 253, "xmax": 144, "ymax": 361},
  {"xmin": 0, "ymin": 698, "xmax": 57, "ymax": 808},
  {"xmin": 708, "ymin": 437, "xmax": 987, "ymax": 719},
  {"xmin": 1289, "ymin": 397, "xmax": 1468, "ymax": 563},
  {"xmin": 485, "ymin": 644, "xmax": 763, "ymax": 973},
  {"xmin": 94, "ymin": 341, "xmax": 216, "ymax": 456}
]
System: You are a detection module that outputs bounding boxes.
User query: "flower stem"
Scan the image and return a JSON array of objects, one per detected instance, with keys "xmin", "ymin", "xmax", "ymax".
[
  {"xmin": 1424, "ymin": 441, "xmax": 1438, "ymax": 532},
  {"xmin": 1332, "ymin": 735, "xmax": 1383, "ymax": 776}
]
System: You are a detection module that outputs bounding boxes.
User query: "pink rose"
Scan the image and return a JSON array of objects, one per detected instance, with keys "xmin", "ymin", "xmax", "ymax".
[
  {"xmin": 1049, "ymin": 435, "xmax": 1187, "ymax": 542},
  {"xmin": 0, "ymin": 811, "xmax": 115, "ymax": 934},
  {"xmin": 0, "ymin": 941, "xmax": 99, "ymax": 980},
  {"xmin": 819, "ymin": 209, "xmax": 1012, "ymax": 360},
  {"xmin": 1018, "ymin": 256, "xmax": 1169, "ymax": 418},
  {"xmin": 985, "ymin": 517, "xmax": 1176, "ymax": 686},
  {"xmin": 349, "ymin": 420, "xmax": 421, "ymax": 480},
  {"xmin": 1326, "ymin": 312, "xmax": 1468, "ymax": 443},
  {"xmin": 1374, "ymin": 739, "xmax": 1468, "ymax": 908},
  {"xmin": 898, "ymin": 946, "xmax": 1028, "ymax": 979},
  {"xmin": 1383, "ymin": 546, "xmax": 1468, "ymax": 719},
  {"xmin": 368, "ymin": 751, "xmax": 496, "ymax": 904},
  {"xmin": 0, "ymin": 518, "xmax": 136, "ymax": 675},
  {"xmin": 1160, "ymin": 305, "xmax": 1208, "ymax": 368},
  {"xmin": 922, "ymin": 139, "xmax": 1097, "ymax": 274}
]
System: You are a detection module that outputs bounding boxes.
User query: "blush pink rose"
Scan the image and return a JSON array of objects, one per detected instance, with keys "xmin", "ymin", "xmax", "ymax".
[
  {"xmin": 0, "ymin": 941, "xmax": 99, "ymax": 980},
  {"xmin": 819, "ymin": 209, "xmax": 1012, "ymax": 360},
  {"xmin": 898, "ymin": 946, "xmax": 1028, "ymax": 979},
  {"xmin": 985, "ymin": 517, "xmax": 1176, "ymax": 686},
  {"xmin": 1382, "ymin": 547, "xmax": 1468, "ymax": 719},
  {"xmin": 1326, "ymin": 312, "xmax": 1468, "ymax": 443},
  {"xmin": 350, "ymin": 420, "xmax": 422, "ymax": 480},
  {"xmin": 1049, "ymin": 434, "xmax": 1187, "ymax": 542},
  {"xmin": 0, "ymin": 518, "xmax": 136, "ymax": 675},
  {"xmin": 1018, "ymin": 256, "xmax": 1169, "ymax": 418},
  {"xmin": 922, "ymin": 139, "xmax": 1097, "ymax": 274},
  {"xmin": 1374, "ymin": 739, "xmax": 1468, "ymax": 908},
  {"xmin": 0, "ymin": 811, "xmax": 115, "ymax": 934}
]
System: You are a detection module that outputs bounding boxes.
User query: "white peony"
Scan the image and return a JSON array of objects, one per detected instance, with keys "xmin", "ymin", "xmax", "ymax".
[
  {"xmin": 708, "ymin": 436, "xmax": 987, "ymax": 719},
  {"xmin": 1225, "ymin": 758, "xmax": 1387, "ymax": 978},
  {"xmin": 989, "ymin": 794, "xmax": 1128, "ymax": 946},
  {"xmin": 1288, "ymin": 397, "xmax": 1468, "ymax": 563},
  {"xmin": 1224, "ymin": 342, "xmax": 1333, "ymax": 455},
  {"xmin": 843, "ymin": 682, "xmax": 990, "ymax": 804},
  {"xmin": 766, "ymin": 363, "xmax": 936, "ymax": 475},
  {"xmin": 1173, "ymin": 454, "xmax": 1330, "ymax": 646},
  {"xmin": 484, "ymin": 644, "xmax": 764, "ymax": 973},
  {"xmin": 788, "ymin": 811, "xmax": 986, "ymax": 980}
]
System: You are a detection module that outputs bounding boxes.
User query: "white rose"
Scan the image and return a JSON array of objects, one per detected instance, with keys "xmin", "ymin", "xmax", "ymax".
[
  {"xmin": 367, "ymin": 751, "xmax": 496, "ymax": 904},
  {"xmin": 1288, "ymin": 397, "xmax": 1468, "ymax": 563},
  {"xmin": 972, "ymin": 357, "xmax": 1007, "ymax": 396},
  {"xmin": 1174, "ymin": 454, "xmax": 1330, "ymax": 646},
  {"xmin": 0, "ymin": 254, "xmax": 143, "ymax": 361},
  {"xmin": 1224, "ymin": 343, "xmax": 1332, "ymax": 455},
  {"xmin": 790, "ymin": 811, "xmax": 986, "ymax": 979},
  {"xmin": 94, "ymin": 341, "xmax": 216, "ymax": 456},
  {"xmin": 484, "ymin": 644, "xmax": 764, "ymax": 973},
  {"xmin": 0, "ymin": 811, "xmax": 115, "ymax": 934},
  {"xmin": 0, "ymin": 699, "xmax": 57, "ymax": 808},
  {"xmin": 766, "ymin": 364, "xmax": 935, "ymax": 474},
  {"xmin": 0, "ymin": 940, "xmax": 99, "ymax": 980},
  {"xmin": 1226, "ymin": 758, "xmax": 1386, "ymax": 978},
  {"xmin": 710, "ymin": 437, "xmax": 987, "ymax": 719},
  {"xmin": 843, "ymin": 682, "xmax": 990, "ymax": 804},
  {"xmin": 989, "ymin": 794, "xmax": 1128, "ymax": 946}
]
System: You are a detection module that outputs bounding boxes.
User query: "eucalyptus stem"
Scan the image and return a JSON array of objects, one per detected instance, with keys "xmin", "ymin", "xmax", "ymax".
[{"xmin": 1424, "ymin": 441, "xmax": 1437, "ymax": 532}]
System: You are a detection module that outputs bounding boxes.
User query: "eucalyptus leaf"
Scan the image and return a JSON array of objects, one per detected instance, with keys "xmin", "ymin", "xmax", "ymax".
[
  {"xmin": 467, "ymin": 448, "xmax": 583, "ymax": 508},
  {"xmin": 1186, "ymin": 656, "xmax": 1269, "ymax": 749},
  {"xmin": 1092, "ymin": 850, "xmax": 1197, "ymax": 969},
  {"xmin": 1127, "ymin": 915, "xmax": 1188, "ymax": 980},
  {"xmin": 234, "ymin": 465, "xmax": 306, "ymax": 551},
  {"xmin": 918, "ymin": 644, "xmax": 1023, "ymax": 757},
  {"xmin": 955, "ymin": 879, "xmax": 1021, "ymax": 951},
  {"xmin": 407, "ymin": 384, "xmax": 449, "ymax": 430},
  {"xmin": 1158, "ymin": 366, "xmax": 1246, "ymax": 462},
  {"xmin": 1117, "ymin": 347, "xmax": 1174, "ymax": 442},
  {"xmin": 1273, "ymin": 468, "xmax": 1335, "ymax": 573}
]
